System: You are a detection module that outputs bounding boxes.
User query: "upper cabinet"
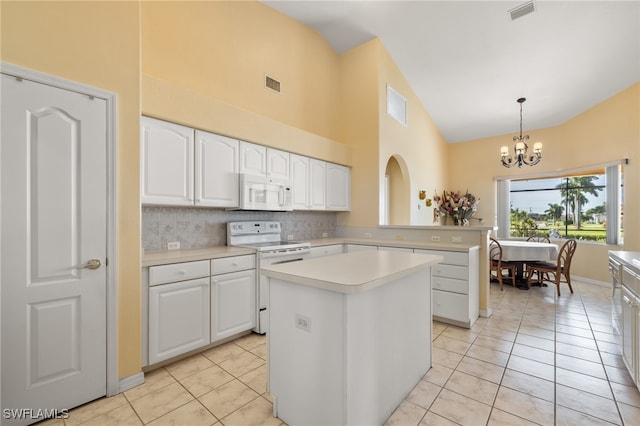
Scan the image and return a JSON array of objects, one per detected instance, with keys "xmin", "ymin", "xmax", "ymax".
[
  {"xmin": 290, "ymin": 154, "xmax": 310, "ymax": 210},
  {"xmin": 141, "ymin": 117, "xmax": 349, "ymax": 211},
  {"xmin": 326, "ymin": 163, "xmax": 350, "ymax": 211},
  {"xmin": 141, "ymin": 117, "xmax": 239, "ymax": 208},
  {"xmin": 195, "ymin": 131, "xmax": 239, "ymax": 207},
  {"xmin": 309, "ymin": 158, "xmax": 326, "ymax": 210},
  {"xmin": 141, "ymin": 117, "xmax": 194, "ymax": 206},
  {"xmin": 240, "ymin": 142, "xmax": 290, "ymax": 181}
]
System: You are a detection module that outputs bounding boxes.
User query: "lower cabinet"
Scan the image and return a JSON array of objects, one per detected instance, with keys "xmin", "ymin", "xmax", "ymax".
[
  {"xmin": 415, "ymin": 247, "xmax": 479, "ymax": 328},
  {"xmin": 145, "ymin": 254, "xmax": 256, "ymax": 366},
  {"xmin": 148, "ymin": 277, "xmax": 210, "ymax": 364},
  {"xmin": 211, "ymin": 269, "xmax": 256, "ymax": 342}
]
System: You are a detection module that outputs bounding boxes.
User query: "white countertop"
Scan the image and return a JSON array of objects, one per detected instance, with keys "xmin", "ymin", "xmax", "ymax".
[
  {"xmin": 308, "ymin": 238, "xmax": 478, "ymax": 252},
  {"xmin": 610, "ymin": 251, "xmax": 640, "ymax": 273},
  {"xmin": 142, "ymin": 246, "xmax": 256, "ymax": 267},
  {"xmin": 261, "ymin": 250, "xmax": 443, "ymax": 294}
]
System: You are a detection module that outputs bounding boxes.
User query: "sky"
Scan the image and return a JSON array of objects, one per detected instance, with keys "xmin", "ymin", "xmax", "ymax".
[{"xmin": 510, "ymin": 176, "xmax": 606, "ymax": 216}]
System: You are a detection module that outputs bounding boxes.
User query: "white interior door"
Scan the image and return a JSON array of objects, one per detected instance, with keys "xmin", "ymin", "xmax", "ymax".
[{"xmin": 1, "ymin": 74, "xmax": 107, "ymax": 423}]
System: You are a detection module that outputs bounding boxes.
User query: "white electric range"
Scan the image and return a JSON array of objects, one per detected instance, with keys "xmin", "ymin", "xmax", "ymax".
[{"xmin": 227, "ymin": 221, "xmax": 310, "ymax": 334}]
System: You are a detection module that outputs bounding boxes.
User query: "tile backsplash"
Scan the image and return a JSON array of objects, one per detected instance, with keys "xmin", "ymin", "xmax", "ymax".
[{"xmin": 142, "ymin": 207, "xmax": 338, "ymax": 252}]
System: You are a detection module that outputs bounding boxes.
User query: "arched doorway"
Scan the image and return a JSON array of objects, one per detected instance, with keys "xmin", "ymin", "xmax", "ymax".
[{"xmin": 382, "ymin": 155, "xmax": 410, "ymax": 225}]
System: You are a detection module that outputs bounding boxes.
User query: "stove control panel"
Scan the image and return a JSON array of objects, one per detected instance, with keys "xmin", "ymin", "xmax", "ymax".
[{"xmin": 228, "ymin": 221, "xmax": 281, "ymax": 236}]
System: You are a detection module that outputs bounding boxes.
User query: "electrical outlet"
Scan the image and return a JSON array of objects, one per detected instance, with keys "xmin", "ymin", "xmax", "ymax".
[
  {"xmin": 431, "ymin": 236, "xmax": 441, "ymax": 242},
  {"xmin": 322, "ymin": 232, "xmax": 328, "ymax": 238},
  {"xmin": 295, "ymin": 313, "xmax": 312, "ymax": 332},
  {"xmin": 451, "ymin": 236, "xmax": 462, "ymax": 243},
  {"xmin": 364, "ymin": 233, "xmax": 372, "ymax": 239},
  {"xmin": 287, "ymin": 234, "xmax": 294, "ymax": 241},
  {"xmin": 167, "ymin": 241, "xmax": 180, "ymax": 250}
]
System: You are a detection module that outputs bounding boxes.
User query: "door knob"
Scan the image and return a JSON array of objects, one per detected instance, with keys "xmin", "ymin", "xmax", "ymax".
[{"xmin": 82, "ymin": 259, "xmax": 102, "ymax": 270}]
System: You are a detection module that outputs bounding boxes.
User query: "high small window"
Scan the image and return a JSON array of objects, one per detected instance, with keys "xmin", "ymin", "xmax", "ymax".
[{"xmin": 497, "ymin": 164, "xmax": 624, "ymax": 244}]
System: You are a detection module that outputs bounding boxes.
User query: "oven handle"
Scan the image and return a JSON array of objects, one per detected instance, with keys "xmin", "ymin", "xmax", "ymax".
[{"xmin": 268, "ymin": 257, "xmax": 305, "ymax": 265}]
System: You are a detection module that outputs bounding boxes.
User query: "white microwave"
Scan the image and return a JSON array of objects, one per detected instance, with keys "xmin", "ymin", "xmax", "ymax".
[{"xmin": 238, "ymin": 174, "xmax": 293, "ymax": 211}]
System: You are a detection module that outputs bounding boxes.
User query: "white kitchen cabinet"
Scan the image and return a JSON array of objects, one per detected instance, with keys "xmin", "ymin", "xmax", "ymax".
[
  {"xmin": 415, "ymin": 247, "xmax": 479, "ymax": 328},
  {"xmin": 240, "ymin": 142, "xmax": 290, "ymax": 181},
  {"xmin": 621, "ymin": 285, "xmax": 636, "ymax": 379},
  {"xmin": 309, "ymin": 244, "xmax": 344, "ymax": 258},
  {"xmin": 141, "ymin": 117, "xmax": 240, "ymax": 208},
  {"xmin": 326, "ymin": 163, "xmax": 350, "ymax": 211},
  {"xmin": 267, "ymin": 147, "xmax": 290, "ymax": 181},
  {"xmin": 210, "ymin": 255, "xmax": 256, "ymax": 342},
  {"xmin": 309, "ymin": 158, "xmax": 326, "ymax": 209},
  {"xmin": 239, "ymin": 141, "xmax": 267, "ymax": 176},
  {"xmin": 195, "ymin": 130, "xmax": 239, "ymax": 207},
  {"xmin": 290, "ymin": 154, "xmax": 310, "ymax": 209},
  {"xmin": 148, "ymin": 276, "xmax": 210, "ymax": 364},
  {"xmin": 141, "ymin": 116, "xmax": 194, "ymax": 206}
]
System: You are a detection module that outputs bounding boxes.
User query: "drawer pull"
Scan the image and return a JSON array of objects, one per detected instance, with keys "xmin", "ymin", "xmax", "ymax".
[
  {"xmin": 178, "ymin": 270, "xmax": 186, "ymax": 275},
  {"xmin": 232, "ymin": 262, "xmax": 239, "ymax": 266}
]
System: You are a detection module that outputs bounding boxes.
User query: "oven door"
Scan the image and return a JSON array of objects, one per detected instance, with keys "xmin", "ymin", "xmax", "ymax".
[{"xmin": 256, "ymin": 253, "xmax": 308, "ymax": 334}]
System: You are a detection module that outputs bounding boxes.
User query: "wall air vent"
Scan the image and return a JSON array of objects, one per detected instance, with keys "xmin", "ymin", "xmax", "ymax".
[
  {"xmin": 509, "ymin": 1, "xmax": 536, "ymax": 21},
  {"xmin": 265, "ymin": 74, "xmax": 281, "ymax": 93}
]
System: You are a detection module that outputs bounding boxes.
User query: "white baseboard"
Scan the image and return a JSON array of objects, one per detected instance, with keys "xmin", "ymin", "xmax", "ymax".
[
  {"xmin": 573, "ymin": 275, "xmax": 610, "ymax": 288},
  {"xmin": 479, "ymin": 308, "xmax": 493, "ymax": 318},
  {"xmin": 119, "ymin": 372, "xmax": 145, "ymax": 394}
]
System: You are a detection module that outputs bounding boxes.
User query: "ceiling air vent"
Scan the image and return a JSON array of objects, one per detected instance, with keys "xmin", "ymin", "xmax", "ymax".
[
  {"xmin": 509, "ymin": 1, "xmax": 536, "ymax": 21},
  {"xmin": 265, "ymin": 74, "xmax": 281, "ymax": 93}
]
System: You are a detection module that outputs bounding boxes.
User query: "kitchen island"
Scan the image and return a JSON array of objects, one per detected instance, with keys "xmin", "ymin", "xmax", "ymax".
[{"xmin": 261, "ymin": 250, "xmax": 442, "ymax": 426}]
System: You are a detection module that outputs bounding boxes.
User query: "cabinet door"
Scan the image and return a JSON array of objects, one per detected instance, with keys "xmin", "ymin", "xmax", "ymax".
[
  {"xmin": 326, "ymin": 163, "xmax": 350, "ymax": 211},
  {"xmin": 195, "ymin": 131, "xmax": 239, "ymax": 207},
  {"xmin": 211, "ymin": 269, "xmax": 256, "ymax": 342},
  {"xmin": 290, "ymin": 154, "xmax": 310, "ymax": 209},
  {"xmin": 621, "ymin": 286, "xmax": 635, "ymax": 376},
  {"xmin": 309, "ymin": 158, "xmax": 326, "ymax": 210},
  {"xmin": 239, "ymin": 141, "xmax": 267, "ymax": 176},
  {"xmin": 433, "ymin": 289, "xmax": 469, "ymax": 324},
  {"xmin": 148, "ymin": 277, "xmax": 210, "ymax": 364},
  {"xmin": 267, "ymin": 148, "xmax": 290, "ymax": 181},
  {"xmin": 141, "ymin": 116, "xmax": 194, "ymax": 205}
]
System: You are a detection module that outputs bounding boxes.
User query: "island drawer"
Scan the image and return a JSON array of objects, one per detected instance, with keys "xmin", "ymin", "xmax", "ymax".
[
  {"xmin": 211, "ymin": 254, "xmax": 255, "ymax": 275},
  {"xmin": 149, "ymin": 260, "xmax": 210, "ymax": 286},
  {"xmin": 432, "ymin": 276, "xmax": 468, "ymax": 295},
  {"xmin": 432, "ymin": 264, "xmax": 468, "ymax": 281},
  {"xmin": 414, "ymin": 249, "xmax": 468, "ymax": 266}
]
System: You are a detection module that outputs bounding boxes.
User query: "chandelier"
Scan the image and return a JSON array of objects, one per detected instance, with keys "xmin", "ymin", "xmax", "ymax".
[{"xmin": 500, "ymin": 97, "xmax": 542, "ymax": 168}]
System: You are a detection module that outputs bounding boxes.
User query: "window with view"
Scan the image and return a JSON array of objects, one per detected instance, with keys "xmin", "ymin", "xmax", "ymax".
[{"xmin": 497, "ymin": 164, "xmax": 624, "ymax": 244}]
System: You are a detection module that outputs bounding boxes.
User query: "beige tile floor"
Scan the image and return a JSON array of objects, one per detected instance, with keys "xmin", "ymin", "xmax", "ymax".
[{"xmin": 42, "ymin": 278, "xmax": 640, "ymax": 425}]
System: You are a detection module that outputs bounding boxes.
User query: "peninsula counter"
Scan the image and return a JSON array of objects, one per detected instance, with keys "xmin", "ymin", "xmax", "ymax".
[{"xmin": 261, "ymin": 250, "xmax": 442, "ymax": 426}]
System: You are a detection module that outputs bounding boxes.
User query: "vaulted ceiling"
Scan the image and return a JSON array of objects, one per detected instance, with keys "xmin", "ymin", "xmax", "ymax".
[{"xmin": 264, "ymin": 1, "xmax": 640, "ymax": 143}]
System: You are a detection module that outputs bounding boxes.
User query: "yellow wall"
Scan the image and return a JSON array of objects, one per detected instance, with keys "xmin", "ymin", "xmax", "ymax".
[
  {"xmin": 377, "ymin": 43, "xmax": 449, "ymax": 226},
  {"xmin": 337, "ymin": 39, "xmax": 381, "ymax": 227},
  {"xmin": 1, "ymin": 1, "xmax": 142, "ymax": 378},
  {"xmin": 141, "ymin": 1, "xmax": 349, "ymax": 164},
  {"xmin": 448, "ymin": 83, "xmax": 640, "ymax": 282}
]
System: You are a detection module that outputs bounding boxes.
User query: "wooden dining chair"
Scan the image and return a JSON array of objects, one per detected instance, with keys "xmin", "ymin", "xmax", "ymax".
[
  {"xmin": 489, "ymin": 238, "xmax": 517, "ymax": 290},
  {"xmin": 527, "ymin": 234, "xmax": 551, "ymax": 243},
  {"xmin": 525, "ymin": 239, "xmax": 577, "ymax": 296}
]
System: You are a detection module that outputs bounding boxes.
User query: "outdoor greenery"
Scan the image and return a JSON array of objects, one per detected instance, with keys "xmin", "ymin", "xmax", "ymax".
[{"xmin": 510, "ymin": 175, "xmax": 611, "ymax": 242}]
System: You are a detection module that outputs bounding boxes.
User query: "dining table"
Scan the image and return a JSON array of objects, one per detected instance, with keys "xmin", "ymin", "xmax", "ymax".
[{"xmin": 498, "ymin": 240, "xmax": 559, "ymax": 286}]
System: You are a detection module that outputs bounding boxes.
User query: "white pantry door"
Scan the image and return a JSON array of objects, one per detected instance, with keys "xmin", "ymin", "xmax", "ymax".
[{"xmin": 1, "ymin": 74, "xmax": 107, "ymax": 423}]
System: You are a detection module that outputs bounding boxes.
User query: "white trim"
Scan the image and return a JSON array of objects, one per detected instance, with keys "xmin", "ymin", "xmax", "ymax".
[
  {"xmin": 572, "ymin": 276, "xmax": 611, "ymax": 288},
  {"xmin": 479, "ymin": 308, "xmax": 493, "ymax": 318},
  {"xmin": 494, "ymin": 159, "xmax": 628, "ymax": 182},
  {"xmin": 1, "ymin": 62, "xmax": 119, "ymax": 397},
  {"xmin": 119, "ymin": 372, "xmax": 145, "ymax": 394}
]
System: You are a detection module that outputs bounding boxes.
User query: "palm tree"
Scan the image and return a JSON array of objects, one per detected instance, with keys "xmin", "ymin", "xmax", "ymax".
[
  {"xmin": 556, "ymin": 176, "xmax": 602, "ymax": 229},
  {"xmin": 544, "ymin": 203, "xmax": 564, "ymax": 226}
]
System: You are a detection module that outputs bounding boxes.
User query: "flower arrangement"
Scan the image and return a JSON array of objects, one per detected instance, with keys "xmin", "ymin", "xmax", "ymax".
[{"xmin": 433, "ymin": 190, "xmax": 479, "ymax": 226}]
